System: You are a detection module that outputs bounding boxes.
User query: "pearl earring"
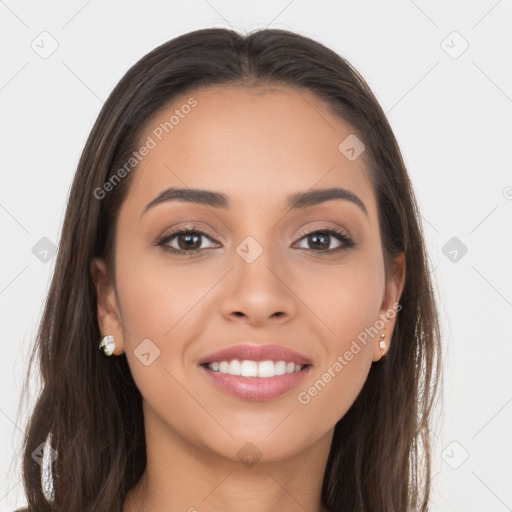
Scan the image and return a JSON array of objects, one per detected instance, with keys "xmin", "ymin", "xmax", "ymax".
[
  {"xmin": 379, "ymin": 333, "xmax": 386, "ymax": 351},
  {"xmin": 99, "ymin": 334, "xmax": 116, "ymax": 356}
]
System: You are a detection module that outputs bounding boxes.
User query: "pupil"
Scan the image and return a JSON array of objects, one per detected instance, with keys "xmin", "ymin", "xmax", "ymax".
[
  {"xmin": 179, "ymin": 233, "xmax": 200, "ymax": 250},
  {"xmin": 310, "ymin": 233, "xmax": 329, "ymax": 250}
]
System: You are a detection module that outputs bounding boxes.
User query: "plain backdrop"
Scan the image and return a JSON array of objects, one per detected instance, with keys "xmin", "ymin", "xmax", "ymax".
[{"xmin": 1, "ymin": 1, "xmax": 511, "ymax": 511}]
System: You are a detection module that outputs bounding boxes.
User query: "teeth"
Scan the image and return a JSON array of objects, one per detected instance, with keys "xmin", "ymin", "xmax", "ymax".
[
  {"xmin": 240, "ymin": 360, "xmax": 257, "ymax": 377},
  {"xmin": 258, "ymin": 360, "xmax": 275, "ymax": 378},
  {"xmin": 228, "ymin": 360, "xmax": 241, "ymax": 376},
  {"xmin": 274, "ymin": 361, "xmax": 286, "ymax": 375},
  {"xmin": 207, "ymin": 359, "xmax": 305, "ymax": 377}
]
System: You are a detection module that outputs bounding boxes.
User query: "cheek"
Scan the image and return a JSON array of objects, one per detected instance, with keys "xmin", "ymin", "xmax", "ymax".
[
  {"xmin": 293, "ymin": 250, "xmax": 384, "ymax": 342},
  {"xmin": 114, "ymin": 251, "xmax": 207, "ymax": 432},
  {"xmin": 293, "ymin": 280, "xmax": 380, "ymax": 428},
  {"xmin": 291, "ymin": 254, "xmax": 383, "ymax": 421},
  {"xmin": 114, "ymin": 236, "xmax": 215, "ymax": 342},
  {"xmin": 296, "ymin": 347, "xmax": 372, "ymax": 434},
  {"xmin": 112, "ymin": 234, "xmax": 198, "ymax": 382}
]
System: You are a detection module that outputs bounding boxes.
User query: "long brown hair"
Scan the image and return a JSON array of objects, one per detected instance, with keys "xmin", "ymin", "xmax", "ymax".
[{"xmin": 17, "ymin": 27, "xmax": 441, "ymax": 511}]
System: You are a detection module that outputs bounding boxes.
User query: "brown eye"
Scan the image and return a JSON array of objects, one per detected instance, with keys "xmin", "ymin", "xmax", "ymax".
[
  {"xmin": 156, "ymin": 225, "xmax": 354, "ymax": 256},
  {"xmin": 156, "ymin": 228, "xmax": 219, "ymax": 255},
  {"xmin": 305, "ymin": 233, "xmax": 331, "ymax": 250},
  {"xmin": 176, "ymin": 232, "xmax": 202, "ymax": 251},
  {"xmin": 294, "ymin": 227, "xmax": 354, "ymax": 253}
]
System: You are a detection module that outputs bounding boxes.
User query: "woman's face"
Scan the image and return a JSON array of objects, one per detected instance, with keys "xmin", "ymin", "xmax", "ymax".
[{"xmin": 92, "ymin": 85, "xmax": 404, "ymax": 462}]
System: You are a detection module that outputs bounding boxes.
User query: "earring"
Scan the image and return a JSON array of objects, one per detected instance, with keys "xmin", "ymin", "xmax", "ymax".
[
  {"xmin": 99, "ymin": 334, "xmax": 116, "ymax": 356},
  {"xmin": 379, "ymin": 333, "xmax": 386, "ymax": 351}
]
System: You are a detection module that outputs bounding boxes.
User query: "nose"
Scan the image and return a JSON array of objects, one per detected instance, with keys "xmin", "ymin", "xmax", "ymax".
[{"xmin": 220, "ymin": 244, "xmax": 298, "ymax": 327}]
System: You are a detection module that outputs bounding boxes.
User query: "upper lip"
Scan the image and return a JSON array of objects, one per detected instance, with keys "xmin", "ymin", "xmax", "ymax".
[{"xmin": 198, "ymin": 343, "xmax": 313, "ymax": 366}]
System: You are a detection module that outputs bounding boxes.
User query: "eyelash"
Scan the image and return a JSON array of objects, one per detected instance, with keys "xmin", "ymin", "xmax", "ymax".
[{"xmin": 155, "ymin": 224, "xmax": 355, "ymax": 256}]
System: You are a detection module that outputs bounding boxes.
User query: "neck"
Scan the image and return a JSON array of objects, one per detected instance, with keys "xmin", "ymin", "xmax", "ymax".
[{"xmin": 123, "ymin": 404, "xmax": 333, "ymax": 512}]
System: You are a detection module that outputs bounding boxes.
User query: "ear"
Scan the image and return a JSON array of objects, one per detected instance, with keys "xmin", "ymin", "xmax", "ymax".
[
  {"xmin": 90, "ymin": 257, "xmax": 126, "ymax": 355},
  {"xmin": 372, "ymin": 252, "xmax": 406, "ymax": 362}
]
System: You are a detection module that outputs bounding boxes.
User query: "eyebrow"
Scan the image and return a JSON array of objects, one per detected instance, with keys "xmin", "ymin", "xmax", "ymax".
[{"xmin": 141, "ymin": 186, "xmax": 368, "ymax": 217}]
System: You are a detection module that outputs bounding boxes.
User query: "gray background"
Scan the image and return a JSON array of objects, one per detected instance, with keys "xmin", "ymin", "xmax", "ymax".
[{"xmin": 1, "ymin": 1, "xmax": 511, "ymax": 510}]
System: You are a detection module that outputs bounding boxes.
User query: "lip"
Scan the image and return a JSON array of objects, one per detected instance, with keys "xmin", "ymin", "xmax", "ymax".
[
  {"xmin": 197, "ymin": 343, "xmax": 313, "ymax": 365},
  {"xmin": 199, "ymin": 364, "xmax": 312, "ymax": 401}
]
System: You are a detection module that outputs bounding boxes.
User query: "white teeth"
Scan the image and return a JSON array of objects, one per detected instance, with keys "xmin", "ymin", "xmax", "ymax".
[
  {"xmin": 228, "ymin": 360, "xmax": 241, "ymax": 376},
  {"xmin": 258, "ymin": 360, "xmax": 275, "ymax": 378},
  {"xmin": 274, "ymin": 360, "xmax": 286, "ymax": 375},
  {"xmin": 207, "ymin": 359, "xmax": 305, "ymax": 377},
  {"xmin": 240, "ymin": 360, "xmax": 258, "ymax": 377}
]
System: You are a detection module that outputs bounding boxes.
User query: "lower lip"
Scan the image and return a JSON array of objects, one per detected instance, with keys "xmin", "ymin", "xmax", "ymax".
[{"xmin": 199, "ymin": 365, "xmax": 312, "ymax": 401}]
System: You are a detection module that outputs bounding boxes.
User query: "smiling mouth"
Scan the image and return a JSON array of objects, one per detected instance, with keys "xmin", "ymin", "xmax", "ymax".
[
  {"xmin": 200, "ymin": 359, "xmax": 311, "ymax": 378},
  {"xmin": 199, "ymin": 361, "xmax": 312, "ymax": 401}
]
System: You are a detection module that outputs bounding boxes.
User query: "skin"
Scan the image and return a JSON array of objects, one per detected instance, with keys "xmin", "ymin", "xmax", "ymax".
[{"xmin": 91, "ymin": 85, "xmax": 405, "ymax": 512}]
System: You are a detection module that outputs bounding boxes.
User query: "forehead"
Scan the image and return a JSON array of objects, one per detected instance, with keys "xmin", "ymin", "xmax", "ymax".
[{"xmin": 125, "ymin": 85, "xmax": 376, "ymax": 216}]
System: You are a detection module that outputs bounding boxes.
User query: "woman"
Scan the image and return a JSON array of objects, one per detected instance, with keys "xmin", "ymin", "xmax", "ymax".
[{"xmin": 17, "ymin": 27, "xmax": 441, "ymax": 511}]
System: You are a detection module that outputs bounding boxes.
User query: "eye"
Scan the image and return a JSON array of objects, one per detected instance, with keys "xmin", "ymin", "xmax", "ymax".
[
  {"xmin": 155, "ymin": 224, "xmax": 355, "ymax": 256},
  {"xmin": 293, "ymin": 226, "xmax": 354, "ymax": 253},
  {"xmin": 156, "ymin": 227, "xmax": 220, "ymax": 255}
]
